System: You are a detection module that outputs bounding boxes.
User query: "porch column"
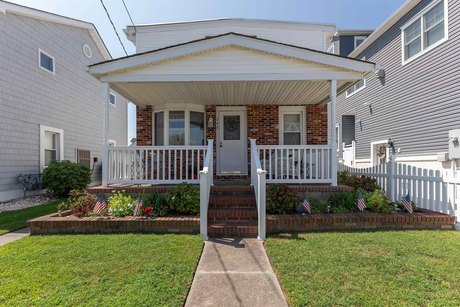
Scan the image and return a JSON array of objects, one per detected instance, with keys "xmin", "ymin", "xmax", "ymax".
[
  {"xmin": 330, "ymin": 80, "xmax": 338, "ymax": 186},
  {"xmin": 102, "ymin": 82, "xmax": 110, "ymax": 187}
]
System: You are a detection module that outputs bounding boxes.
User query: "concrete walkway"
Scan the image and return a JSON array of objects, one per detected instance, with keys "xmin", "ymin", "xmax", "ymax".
[
  {"xmin": 185, "ymin": 238, "xmax": 288, "ymax": 307},
  {"xmin": 0, "ymin": 228, "xmax": 30, "ymax": 246}
]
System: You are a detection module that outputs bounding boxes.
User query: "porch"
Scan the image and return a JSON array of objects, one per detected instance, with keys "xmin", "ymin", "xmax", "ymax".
[{"xmin": 88, "ymin": 33, "xmax": 376, "ymax": 239}]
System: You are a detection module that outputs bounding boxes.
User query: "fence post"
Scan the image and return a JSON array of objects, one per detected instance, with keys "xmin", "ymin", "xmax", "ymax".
[{"xmin": 387, "ymin": 152, "xmax": 396, "ymax": 202}]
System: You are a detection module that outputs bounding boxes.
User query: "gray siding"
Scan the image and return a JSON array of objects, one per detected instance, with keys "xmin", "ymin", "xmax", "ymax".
[
  {"xmin": 336, "ymin": 0, "xmax": 459, "ymax": 160},
  {"xmin": 0, "ymin": 12, "xmax": 128, "ymax": 199}
]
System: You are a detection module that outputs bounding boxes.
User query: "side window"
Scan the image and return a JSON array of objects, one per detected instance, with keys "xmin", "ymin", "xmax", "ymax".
[{"xmin": 38, "ymin": 49, "xmax": 55, "ymax": 74}]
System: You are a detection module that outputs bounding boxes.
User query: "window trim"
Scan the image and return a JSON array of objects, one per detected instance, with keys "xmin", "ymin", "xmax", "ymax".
[
  {"xmin": 371, "ymin": 140, "xmax": 390, "ymax": 166},
  {"xmin": 335, "ymin": 124, "xmax": 340, "ymax": 152},
  {"xmin": 109, "ymin": 92, "xmax": 117, "ymax": 106},
  {"xmin": 152, "ymin": 103, "xmax": 206, "ymax": 146},
  {"xmin": 327, "ymin": 43, "xmax": 335, "ymax": 54},
  {"xmin": 279, "ymin": 106, "xmax": 307, "ymax": 145},
  {"xmin": 40, "ymin": 125, "xmax": 64, "ymax": 172},
  {"xmin": 345, "ymin": 79, "xmax": 366, "ymax": 98},
  {"xmin": 38, "ymin": 48, "xmax": 55, "ymax": 75},
  {"xmin": 354, "ymin": 36, "xmax": 367, "ymax": 49},
  {"xmin": 401, "ymin": 0, "xmax": 449, "ymax": 65}
]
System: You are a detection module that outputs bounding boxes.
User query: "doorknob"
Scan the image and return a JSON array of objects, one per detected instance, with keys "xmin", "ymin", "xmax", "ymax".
[{"xmin": 220, "ymin": 142, "xmax": 223, "ymax": 148}]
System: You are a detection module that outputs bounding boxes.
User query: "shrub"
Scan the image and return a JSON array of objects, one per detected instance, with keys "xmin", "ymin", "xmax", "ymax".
[
  {"xmin": 327, "ymin": 192, "xmax": 357, "ymax": 213},
  {"xmin": 363, "ymin": 190, "xmax": 395, "ymax": 213},
  {"xmin": 108, "ymin": 191, "xmax": 136, "ymax": 217},
  {"xmin": 65, "ymin": 189, "xmax": 97, "ymax": 217},
  {"xmin": 266, "ymin": 184, "xmax": 298, "ymax": 214},
  {"xmin": 143, "ymin": 193, "xmax": 169, "ymax": 217},
  {"xmin": 310, "ymin": 198, "xmax": 329, "ymax": 214},
  {"xmin": 338, "ymin": 171, "xmax": 381, "ymax": 192},
  {"xmin": 395, "ymin": 200, "xmax": 418, "ymax": 213},
  {"xmin": 166, "ymin": 183, "xmax": 200, "ymax": 215},
  {"xmin": 43, "ymin": 161, "xmax": 91, "ymax": 197}
]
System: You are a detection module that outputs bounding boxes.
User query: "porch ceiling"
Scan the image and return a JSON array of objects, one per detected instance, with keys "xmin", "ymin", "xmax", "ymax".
[{"xmin": 110, "ymin": 80, "xmax": 350, "ymax": 107}]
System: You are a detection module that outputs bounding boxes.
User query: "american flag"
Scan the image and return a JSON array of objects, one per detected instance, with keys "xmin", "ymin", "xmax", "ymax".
[
  {"xmin": 402, "ymin": 194, "xmax": 413, "ymax": 214},
  {"xmin": 93, "ymin": 194, "xmax": 108, "ymax": 215},
  {"xmin": 357, "ymin": 192, "xmax": 366, "ymax": 212},
  {"xmin": 302, "ymin": 198, "xmax": 311, "ymax": 214},
  {"xmin": 134, "ymin": 195, "xmax": 143, "ymax": 216}
]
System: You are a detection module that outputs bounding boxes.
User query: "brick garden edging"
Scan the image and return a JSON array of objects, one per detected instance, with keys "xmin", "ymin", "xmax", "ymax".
[
  {"xmin": 267, "ymin": 210, "xmax": 455, "ymax": 233},
  {"xmin": 27, "ymin": 211, "xmax": 199, "ymax": 234},
  {"xmin": 27, "ymin": 209, "xmax": 454, "ymax": 235}
]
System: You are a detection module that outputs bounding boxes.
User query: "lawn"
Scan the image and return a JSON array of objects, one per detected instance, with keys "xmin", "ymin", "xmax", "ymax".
[
  {"xmin": 266, "ymin": 231, "xmax": 460, "ymax": 306},
  {"xmin": 0, "ymin": 200, "xmax": 62, "ymax": 235},
  {"xmin": 0, "ymin": 234, "xmax": 203, "ymax": 306}
]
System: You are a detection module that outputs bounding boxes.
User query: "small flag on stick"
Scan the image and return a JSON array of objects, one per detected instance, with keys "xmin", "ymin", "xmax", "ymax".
[
  {"xmin": 93, "ymin": 194, "xmax": 108, "ymax": 215},
  {"xmin": 401, "ymin": 194, "xmax": 413, "ymax": 214},
  {"xmin": 134, "ymin": 195, "xmax": 143, "ymax": 216},
  {"xmin": 302, "ymin": 198, "xmax": 311, "ymax": 214},
  {"xmin": 357, "ymin": 192, "xmax": 366, "ymax": 212}
]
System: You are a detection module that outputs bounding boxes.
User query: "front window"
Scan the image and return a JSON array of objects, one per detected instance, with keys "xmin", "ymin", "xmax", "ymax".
[
  {"xmin": 402, "ymin": 0, "xmax": 447, "ymax": 63},
  {"xmin": 153, "ymin": 107, "xmax": 205, "ymax": 146},
  {"xmin": 279, "ymin": 107, "xmax": 306, "ymax": 145}
]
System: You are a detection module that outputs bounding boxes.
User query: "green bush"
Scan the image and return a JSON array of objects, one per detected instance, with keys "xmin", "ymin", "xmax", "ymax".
[
  {"xmin": 266, "ymin": 184, "xmax": 298, "ymax": 214},
  {"xmin": 43, "ymin": 161, "xmax": 91, "ymax": 197},
  {"xmin": 63, "ymin": 189, "xmax": 97, "ymax": 217},
  {"xmin": 143, "ymin": 193, "xmax": 169, "ymax": 216},
  {"xmin": 338, "ymin": 171, "xmax": 381, "ymax": 192},
  {"xmin": 309, "ymin": 198, "xmax": 329, "ymax": 214},
  {"xmin": 327, "ymin": 192, "xmax": 357, "ymax": 213},
  {"xmin": 363, "ymin": 190, "xmax": 395, "ymax": 213},
  {"xmin": 108, "ymin": 191, "xmax": 136, "ymax": 217},
  {"xmin": 166, "ymin": 183, "xmax": 200, "ymax": 215}
]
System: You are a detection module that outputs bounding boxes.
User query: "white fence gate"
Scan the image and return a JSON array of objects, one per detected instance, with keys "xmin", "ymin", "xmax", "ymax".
[{"xmin": 339, "ymin": 160, "xmax": 460, "ymax": 222}]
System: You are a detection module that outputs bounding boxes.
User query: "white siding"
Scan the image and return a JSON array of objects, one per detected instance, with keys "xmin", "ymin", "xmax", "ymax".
[{"xmin": 133, "ymin": 20, "xmax": 332, "ymax": 53}]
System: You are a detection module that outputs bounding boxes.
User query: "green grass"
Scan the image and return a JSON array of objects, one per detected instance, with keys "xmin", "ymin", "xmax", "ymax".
[
  {"xmin": 0, "ymin": 200, "xmax": 62, "ymax": 235},
  {"xmin": 266, "ymin": 231, "xmax": 460, "ymax": 306},
  {"xmin": 0, "ymin": 234, "xmax": 203, "ymax": 306}
]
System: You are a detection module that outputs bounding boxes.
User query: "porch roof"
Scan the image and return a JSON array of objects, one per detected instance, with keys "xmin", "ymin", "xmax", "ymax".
[{"xmin": 89, "ymin": 33, "xmax": 376, "ymax": 107}]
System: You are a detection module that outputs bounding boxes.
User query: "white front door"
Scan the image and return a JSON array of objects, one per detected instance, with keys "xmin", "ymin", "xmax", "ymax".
[{"xmin": 218, "ymin": 108, "xmax": 247, "ymax": 175}]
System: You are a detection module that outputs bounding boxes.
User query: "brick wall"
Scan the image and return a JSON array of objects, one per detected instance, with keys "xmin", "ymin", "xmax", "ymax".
[
  {"xmin": 136, "ymin": 106, "xmax": 152, "ymax": 146},
  {"xmin": 247, "ymin": 105, "xmax": 279, "ymax": 144},
  {"xmin": 307, "ymin": 105, "xmax": 328, "ymax": 145}
]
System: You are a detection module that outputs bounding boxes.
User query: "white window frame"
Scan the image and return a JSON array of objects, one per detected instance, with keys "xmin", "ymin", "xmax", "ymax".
[
  {"xmin": 371, "ymin": 140, "xmax": 389, "ymax": 166},
  {"xmin": 346, "ymin": 79, "xmax": 366, "ymax": 98},
  {"xmin": 152, "ymin": 103, "xmax": 206, "ymax": 146},
  {"xmin": 401, "ymin": 0, "xmax": 449, "ymax": 65},
  {"xmin": 327, "ymin": 43, "xmax": 335, "ymax": 54},
  {"xmin": 279, "ymin": 106, "xmax": 307, "ymax": 145},
  {"xmin": 109, "ymin": 92, "xmax": 116, "ymax": 106},
  {"xmin": 354, "ymin": 36, "xmax": 367, "ymax": 49},
  {"xmin": 38, "ymin": 48, "xmax": 55, "ymax": 75},
  {"xmin": 39, "ymin": 125, "xmax": 64, "ymax": 172}
]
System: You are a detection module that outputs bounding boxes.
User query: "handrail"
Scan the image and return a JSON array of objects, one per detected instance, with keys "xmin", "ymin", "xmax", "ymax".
[
  {"xmin": 199, "ymin": 139, "xmax": 214, "ymax": 240},
  {"xmin": 250, "ymin": 139, "xmax": 267, "ymax": 241}
]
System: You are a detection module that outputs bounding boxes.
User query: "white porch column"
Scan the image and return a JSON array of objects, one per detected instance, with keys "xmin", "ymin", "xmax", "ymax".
[
  {"xmin": 330, "ymin": 80, "xmax": 338, "ymax": 186},
  {"xmin": 102, "ymin": 82, "xmax": 110, "ymax": 187}
]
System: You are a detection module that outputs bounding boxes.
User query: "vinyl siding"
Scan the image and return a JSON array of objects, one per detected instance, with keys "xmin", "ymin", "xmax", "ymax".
[
  {"xmin": 0, "ymin": 12, "xmax": 128, "ymax": 198},
  {"xmin": 336, "ymin": 0, "xmax": 459, "ymax": 161}
]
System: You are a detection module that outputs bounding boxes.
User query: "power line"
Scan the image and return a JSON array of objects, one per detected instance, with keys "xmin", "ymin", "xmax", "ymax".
[
  {"xmin": 99, "ymin": 0, "xmax": 128, "ymax": 56},
  {"xmin": 121, "ymin": 0, "xmax": 137, "ymax": 32}
]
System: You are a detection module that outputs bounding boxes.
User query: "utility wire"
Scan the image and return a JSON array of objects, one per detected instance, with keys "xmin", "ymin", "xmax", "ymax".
[
  {"xmin": 99, "ymin": 0, "xmax": 128, "ymax": 56},
  {"xmin": 121, "ymin": 0, "xmax": 137, "ymax": 32}
]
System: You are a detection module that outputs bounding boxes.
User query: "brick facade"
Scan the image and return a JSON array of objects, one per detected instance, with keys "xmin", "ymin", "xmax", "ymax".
[
  {"xmin": 136, "ymin": 106, "xmax": 152, "ymax": 146},
  {"xmin": 307, "ymin": 104, "xmax": 328, "ymax": 145}
]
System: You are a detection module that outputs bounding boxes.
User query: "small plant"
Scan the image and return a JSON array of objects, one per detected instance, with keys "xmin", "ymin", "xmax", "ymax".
[
  {"xmin": 309, "ymin": 198, "xmax": 329, "ymax": 214},
  {"xmin": 266, "ymin": 184, "xmax": 298, "ymax": 214},
  {"xmin": 108, "ymin": 191, "xmax": 135, "ymax": 217},
  {"xmin": 338, "ymin": 171, "xmax": 381, "ymax": 192},
  {"xmin": 67, "ymin": 189, "xmax": 97, "ymax": 217},
  {"xmin": 143, "ymin": 193, "xmax": 169, "ymax": 217},
  {"xmin": 395, "ymin": 200, "xmax": 418, "ymax": 213},
  {"xmin": 166, "ymin": 183, "xmax": 200, "ymax": 215},
  {"xmin": 327, "ymin": 192, "xmax": 357, "ymax": 213},
  {"xmin": 363, "ymin": 190, "xmax": 395, "ymax": 213},
  {"xmin": 43, "ymin": 161, "xmax": 91, "ymax": 197}
]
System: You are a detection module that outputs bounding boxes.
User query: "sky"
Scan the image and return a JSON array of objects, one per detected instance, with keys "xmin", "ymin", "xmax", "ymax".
[{"xmin": 5, "ymin": 0, "xmax": 406, "ymax": 142}]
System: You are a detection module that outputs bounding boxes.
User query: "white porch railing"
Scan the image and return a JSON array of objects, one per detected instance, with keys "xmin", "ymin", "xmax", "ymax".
[
  {"xmin": 199, "ymin": 140, "xmax": 214, "ymax": 240},
  {"xmin": 257, "ymin": 145, "xmax": 332, "ymax": 184},
  {"xmin": 107, "ymin": 145, "xmax": 207, "ymax": 184},
  {"xmin": 250, "ymin": 139, "xmax": 267, "ymax": 241}
]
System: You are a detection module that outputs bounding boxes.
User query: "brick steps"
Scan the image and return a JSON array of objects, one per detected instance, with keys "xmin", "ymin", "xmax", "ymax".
[{"xmin": 208, "ymin": 185, "xmax": 258, "ymax": 238}]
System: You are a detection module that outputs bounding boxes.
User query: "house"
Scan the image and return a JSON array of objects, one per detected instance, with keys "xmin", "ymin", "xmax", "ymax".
[
  {"xmin": 89, "ymin": 18, "xmax": 375, "ymax": 187},
  {"xmin": 328, "ymin": 29, "xmax": 373, "ymax": 56},
  {"xmin": 0, "ymin": 1, "xmax": 128, "ymax": 201},
  {"xmin": 334, "ymin": 0, "xmax": 457, "ymax": 171}
]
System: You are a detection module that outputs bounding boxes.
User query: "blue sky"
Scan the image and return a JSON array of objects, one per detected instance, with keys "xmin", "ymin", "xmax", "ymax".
[{"xmin": 6, "ymin": 0, "xmax": 406, "ymax": 142}]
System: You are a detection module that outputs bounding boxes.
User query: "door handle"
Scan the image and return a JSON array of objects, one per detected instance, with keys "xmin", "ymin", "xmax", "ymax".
[{"xmin": 220, "ymin": 142, "xmax": 223, "ymax": 148}]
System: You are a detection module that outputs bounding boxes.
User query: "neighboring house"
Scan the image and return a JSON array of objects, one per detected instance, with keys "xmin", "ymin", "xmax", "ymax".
[
  {"xmin": 0, "ymin": 1, "xmax": 128, "ymax": 201},
  {"xmin": 327, "ymin": 29, "xmax": 373, "ymax": 56},
  {"xmin": 334, "ymin": 0, "xmax": 458, "ymax": 171},
  {"xmin": 89, "ymin": 18, "xmax": 375, "ymax": 187}
]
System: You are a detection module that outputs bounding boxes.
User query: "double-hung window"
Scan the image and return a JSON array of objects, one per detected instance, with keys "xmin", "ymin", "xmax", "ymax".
[
  {"xmin": 154, "ymin": 106, "xmax": 205, "ymax": 146},
  {"xmin": 402, "ymin": 0, "xmax": 448, "ymax": 64},
  {"xmin": 279, "ymin": 107, "xmax": 306, "ymax": 145}
]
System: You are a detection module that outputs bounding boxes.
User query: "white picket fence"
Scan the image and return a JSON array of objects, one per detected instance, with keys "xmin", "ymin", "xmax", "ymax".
[{"xmin": 339, "ymin": 161, "xmax": 460, "ymax": 222}]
